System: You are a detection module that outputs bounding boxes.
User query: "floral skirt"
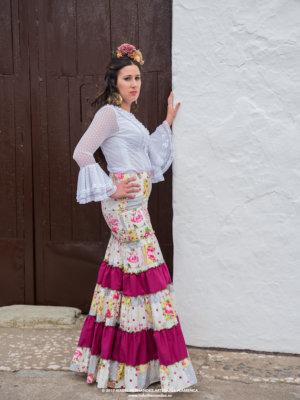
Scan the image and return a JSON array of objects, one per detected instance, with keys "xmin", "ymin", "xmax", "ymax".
[{"xmin": 69, "ymin": 171, "xmax": 197, "ymax": 393}]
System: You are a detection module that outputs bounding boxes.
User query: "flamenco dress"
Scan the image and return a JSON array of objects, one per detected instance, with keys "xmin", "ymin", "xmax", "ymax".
[{"xmin": 69, "ymin": 104, "xmax": 198, "ymax": 392}]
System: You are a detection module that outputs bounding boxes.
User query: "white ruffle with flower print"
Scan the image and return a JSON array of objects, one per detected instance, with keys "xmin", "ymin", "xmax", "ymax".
[{"xmin": 70, "ymin": 348, "xmax": 197, "ymax": 392}]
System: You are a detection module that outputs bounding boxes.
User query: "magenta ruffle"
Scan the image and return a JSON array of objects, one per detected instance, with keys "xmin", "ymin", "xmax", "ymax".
[
  {"xmin": 97, "ymin": 261, "xmax": 172, "ymax": 296},
  {"xmin": 78, "ymin": 315, "xmax": 188, "ymax": 366}
]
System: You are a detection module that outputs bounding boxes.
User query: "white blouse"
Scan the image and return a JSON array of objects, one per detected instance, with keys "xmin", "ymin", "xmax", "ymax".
[{"xmin": 73, "ymin": 103, "xmax": 174, "ymax": 204}]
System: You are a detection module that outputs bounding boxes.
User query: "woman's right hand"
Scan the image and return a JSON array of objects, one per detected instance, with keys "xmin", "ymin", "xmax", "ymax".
[{"xmin": 109, "ymin": 176, "xmax": 141, "ymax": 199}]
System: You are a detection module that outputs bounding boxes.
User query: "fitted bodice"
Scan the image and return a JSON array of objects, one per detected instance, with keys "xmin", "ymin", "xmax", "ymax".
[
  {"xmin": 72, "ymin": 103, "xmax": 174, "ymax": 204},
  {"xmin": 101, "ymin": 105, "xmax": 152, "ymax": 173}
]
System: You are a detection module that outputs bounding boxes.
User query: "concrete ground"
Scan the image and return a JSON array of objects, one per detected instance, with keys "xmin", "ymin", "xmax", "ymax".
[{"xmin": 0, "ymin": 305, "xmax": 299, "ymax": 400}]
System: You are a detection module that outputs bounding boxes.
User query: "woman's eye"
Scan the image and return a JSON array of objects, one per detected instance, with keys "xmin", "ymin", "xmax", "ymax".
[{"xmin": 125, "ymin": 77, "xmax": 141, "ymax": 80}]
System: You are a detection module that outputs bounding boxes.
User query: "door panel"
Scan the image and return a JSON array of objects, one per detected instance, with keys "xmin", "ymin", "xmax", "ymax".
[{"xmin": 0, "ymin": 0, "xmax": 172, "ymax": 312}]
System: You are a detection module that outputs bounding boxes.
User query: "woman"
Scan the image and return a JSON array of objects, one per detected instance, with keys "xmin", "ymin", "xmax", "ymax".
[{"xmin": 69, "ymin": 43, "xmax": 197, "ymax": 393}]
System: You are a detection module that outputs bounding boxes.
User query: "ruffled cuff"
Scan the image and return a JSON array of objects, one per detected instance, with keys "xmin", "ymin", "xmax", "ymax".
[
  {"xmin": 75, "ymin": 163, "xmax": 117, "ymax": 204},
  {"xmin": 149, "ymin": 120, "xmax": 174, "ymax": 183}
]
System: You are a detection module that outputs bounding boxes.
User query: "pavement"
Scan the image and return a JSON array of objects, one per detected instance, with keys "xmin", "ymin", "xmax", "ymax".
[{"xmin": 0, "ymin": 305, "xmax": 299, "ymax": 400}]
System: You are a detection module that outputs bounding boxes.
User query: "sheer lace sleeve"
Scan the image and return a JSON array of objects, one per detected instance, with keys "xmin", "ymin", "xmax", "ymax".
[
  {"xmin": 148, "ymin": 120, "xmax": 174, "ymax": 183},
  {"xmin": 73, "ymin": 104, "xmax": 118, "ymax": 204}
]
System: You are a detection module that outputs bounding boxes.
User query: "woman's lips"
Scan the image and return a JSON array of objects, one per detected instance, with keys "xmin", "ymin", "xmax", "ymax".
[{"xmin": 130, "ymin": 91, "xmax": 137, "ymax": 95}]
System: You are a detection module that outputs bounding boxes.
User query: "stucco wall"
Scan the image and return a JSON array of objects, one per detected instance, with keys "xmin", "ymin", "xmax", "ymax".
[{"xmin": 172, "ymin": 0, "xmax": 300, "ymax": 353}]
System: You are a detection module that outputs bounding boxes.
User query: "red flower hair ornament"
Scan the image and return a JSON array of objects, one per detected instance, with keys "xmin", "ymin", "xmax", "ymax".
[{"xmin": 112, "ymin": 43, "xmax": 145, "ymax": 65}]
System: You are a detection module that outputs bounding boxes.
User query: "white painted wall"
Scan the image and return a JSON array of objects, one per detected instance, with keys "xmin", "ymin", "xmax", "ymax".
[{"xmin": 172, "ymin": 0, "xmax": 300, "ymax": 354}]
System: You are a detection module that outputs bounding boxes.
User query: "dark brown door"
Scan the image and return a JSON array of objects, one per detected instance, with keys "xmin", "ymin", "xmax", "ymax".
[
  {"xmin": 0, "ymin": 0, "xmax": 173, "ymax": 313},
  {"xmin": 0, "ymin": 0, "xmax": 35, "ymax": 305}
]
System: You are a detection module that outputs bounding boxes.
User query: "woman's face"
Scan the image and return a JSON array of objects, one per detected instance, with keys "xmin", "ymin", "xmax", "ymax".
[{"xmin": 116, "ymin": 64, "xmax": 141, "ymax": 106}]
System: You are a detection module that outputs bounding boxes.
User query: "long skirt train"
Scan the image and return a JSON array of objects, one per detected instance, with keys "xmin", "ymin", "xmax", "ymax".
[{"xmin": 69, "ymin": 171, "xmax": 198, "ymax": 392}]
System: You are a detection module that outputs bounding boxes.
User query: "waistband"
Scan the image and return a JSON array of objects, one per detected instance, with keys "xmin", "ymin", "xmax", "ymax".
[
  {"xmin": 109, "ymin": 171, "xmax": 151, "ymax": 181},
  {"xmin": 105, "ymin": 171, "xmax": 152, "ymax": 208}
]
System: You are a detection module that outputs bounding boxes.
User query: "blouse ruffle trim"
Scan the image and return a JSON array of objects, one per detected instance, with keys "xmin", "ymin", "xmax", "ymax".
[
  {"xmin": 76, "ymin": 163, "xmax": 117, "ymax": 204},
  {"xmin": 150, "ymin": 121, "xmax": 174, "ymax": 183}
]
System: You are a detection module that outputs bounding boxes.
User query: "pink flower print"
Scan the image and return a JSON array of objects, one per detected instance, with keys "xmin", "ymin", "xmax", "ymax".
[
  {"xmin": 164, "ymin": 302, "xmax": 173, "ymax": 315},
  {"xmin": 107, "ymin": 215, "xmax": 119, "ymax": 233},
  {"xmin": 73, "ymin": 349, "xmax": 82, "ymax": 360},
  {"xmin": 144, "ymin": 227, "xmax": 152, "ymax": 237},
  {"xmin": 146, "ymin": 246, "xmax": 156, "ymax": 261},
  {"xmin": 131, "ymin": 210, "xmax": 143, "ymax": 223},
  {"xmin": 115, "ymin": 172, "xmax": 124, "ymax": 180},
  {"xmin": 127, "ymin": 254, "xmax": 139, "ymax": 263},
  {"xmin": 105, "ymin": 309, "xmax": 112, "ymax": 318},
  {"xmin": 113, "ymin": 292, "xmax": 120, "ymax": 300},
  {"xmin": 181, "ymin": 359, "xmax": 189, "ymax": 368},
  {"xmin": 162, "ymin": 298, "xmax": 176, "ymax": 320},
  {"xmin": 87, "ymin": 373, "xmax": 94, "ymax": 384}
]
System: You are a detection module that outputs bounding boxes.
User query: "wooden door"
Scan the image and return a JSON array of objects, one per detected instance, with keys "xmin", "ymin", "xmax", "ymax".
[
  {"xmin": 0, "ymin": 0, "xmax": 35, "ymax": 305},
  {"xmin": 0, "ymin": 0, "xmax": 173, "ymax": 312}
]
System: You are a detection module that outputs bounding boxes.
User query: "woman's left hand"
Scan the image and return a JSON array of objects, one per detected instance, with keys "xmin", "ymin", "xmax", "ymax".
[{"xmin": 166, "ymin": 91, "xmax": 181, "ymax": 126}]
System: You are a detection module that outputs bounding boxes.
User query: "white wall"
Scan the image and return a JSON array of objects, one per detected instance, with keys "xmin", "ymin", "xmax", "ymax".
[{"xmin": 172, "ymin": 0, "xmax": 300, "ymax": 353}]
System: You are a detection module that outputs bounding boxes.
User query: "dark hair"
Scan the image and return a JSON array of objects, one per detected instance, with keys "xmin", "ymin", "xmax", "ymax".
[{"xmin": 91, "ymin": 54, "xmax": 142, "ymax": 113}]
